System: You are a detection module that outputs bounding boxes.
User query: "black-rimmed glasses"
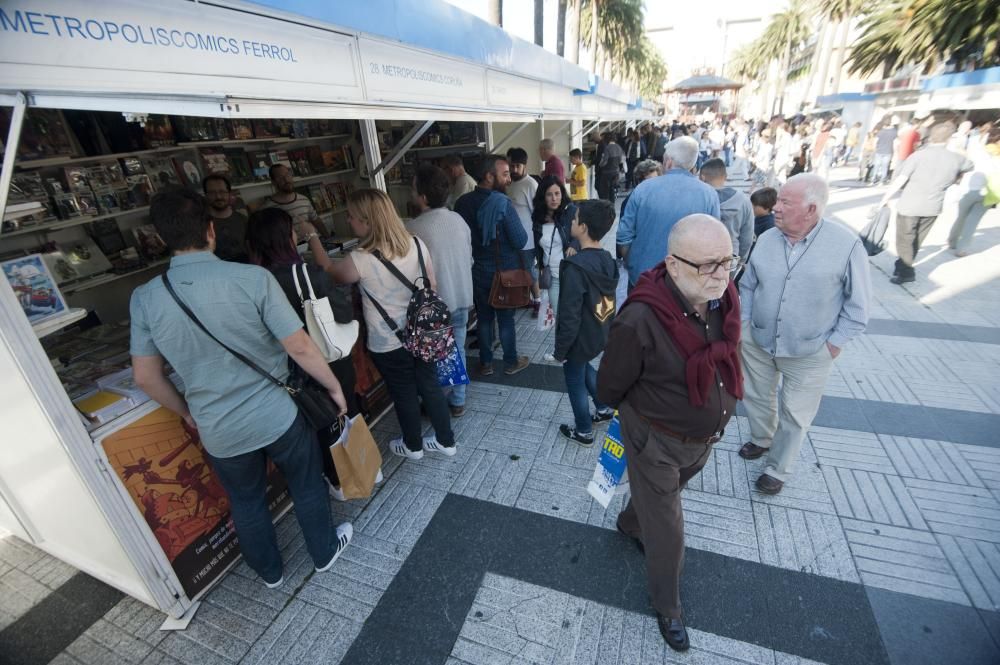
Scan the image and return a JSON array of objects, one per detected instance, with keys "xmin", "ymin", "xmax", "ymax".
[{"xmin": 672, "ymin": 254, "xmax": 741, "ymax": 275}]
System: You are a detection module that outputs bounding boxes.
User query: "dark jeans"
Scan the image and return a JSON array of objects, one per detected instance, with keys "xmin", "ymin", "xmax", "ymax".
[
  {"xmin": 207, "ymin": 412, "xmax": 332, "ymax": 583},
  {"xmin": 473, "ymin": 274, "xmax": 518, "ymax": 367},
  {"xmin": 596, "ymin": 171, "xmax": 618, "ymax": 202},
  {"xmin": 894, "ymin": 213, "xmax": 938, "ymax": 277},
  {"xmin": 563, "ymin": 360, "xmax": 609, "ymax": 434},
  {"xmin": 318, "ymin": 356, "xmax": 359, "ymax": 488},
  {"xmin": 370, "ymin": 347, "xmax": 455, "ymax": 452}
]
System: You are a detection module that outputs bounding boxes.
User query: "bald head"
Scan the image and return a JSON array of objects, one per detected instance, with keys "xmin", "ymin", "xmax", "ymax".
[{"xmin": 668, "ymin": 214, "xmax": 731, "ymax": 256}]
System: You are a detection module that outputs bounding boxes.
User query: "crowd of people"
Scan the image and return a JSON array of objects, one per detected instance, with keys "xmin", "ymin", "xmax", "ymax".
[{"xmin": 127, "ymin": 113, "xmax": 998, "ymax": 653}]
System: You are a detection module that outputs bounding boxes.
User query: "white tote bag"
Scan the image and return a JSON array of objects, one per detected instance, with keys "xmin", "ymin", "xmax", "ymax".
[{"xmin": 292, "ymin": 264, "xmax": 359, "ymax": 362}]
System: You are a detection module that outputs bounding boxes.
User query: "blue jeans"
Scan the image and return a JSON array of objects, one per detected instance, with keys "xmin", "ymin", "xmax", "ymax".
[
  {"xmin": 448, "ymin": 307, "xmax": 470, "ymax": 407},
  {"xmin": 473, "ymin": 274, "xmax": 518, "ymax": 367},
  {"xmin": 207, "ymin": 412, "xmax": 332, "ymax": 583},
  {"xmin": 563, "ymin": 360, "xmax": 609, "ymax": 435},
  {"xmin": 872, "ymin": 153, "xmax": 892, "ymax": 183}
]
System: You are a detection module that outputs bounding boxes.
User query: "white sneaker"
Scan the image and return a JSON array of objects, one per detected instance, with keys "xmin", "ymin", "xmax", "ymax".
[
  {"xmin": 422, "ymin": 436, "xmax": 457, "ymax": 457},
  {"xmin": 375, "ymin": 468, "xmax": 384, "ymax": 484},
  {"xmin": 543, "ymin": 353, "xmax": 557, "ymax": 363},
  {"xmin": 329, "ymin": 484, "xmax": 346, "ymax": 502},
  {"xmin": 263, "ymin": 576, "xmax": 284, "ymax": 589},
  {"xmin": 390, "ymin": 438, "xmax": 424, "ymax": 460},
  {"xmin": 316, "ymin": 523, "xmax": 353, "ymax": 572}
]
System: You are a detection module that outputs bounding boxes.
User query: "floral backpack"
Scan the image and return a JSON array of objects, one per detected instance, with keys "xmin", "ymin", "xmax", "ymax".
[{"xmin": 363, "ymin": 238, "xmax": 454, "ymax": 363}]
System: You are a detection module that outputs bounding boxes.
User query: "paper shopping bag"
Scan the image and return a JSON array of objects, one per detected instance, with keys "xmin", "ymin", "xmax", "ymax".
[
  {"xmin": 586, "ymin": 412, "xmax": 626, "ymax": 508},
  {"xmin": 536, "ymin": 291, "xmax": 555, "ymax": 332},
  {"xmin": 330, "ymin": 415, "xmax": 383, "ymax": 499}
]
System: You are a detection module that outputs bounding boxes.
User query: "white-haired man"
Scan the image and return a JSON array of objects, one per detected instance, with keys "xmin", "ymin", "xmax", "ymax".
[
  {"xmin": 539, "ymin": 138, "xmax": 565, "ymax": 184},
  {"xmin": 738, "ymin": 174, "xmax": 871, "ymax": 494},
  {"xmin": 616, "ymin": 137, "xmax": 721, "ymax": 288}
]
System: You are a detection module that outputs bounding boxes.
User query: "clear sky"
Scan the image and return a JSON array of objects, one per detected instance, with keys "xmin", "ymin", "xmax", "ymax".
[{"xmin": 441, "ymin": 0, "xmax": 787, "ymax": 83}]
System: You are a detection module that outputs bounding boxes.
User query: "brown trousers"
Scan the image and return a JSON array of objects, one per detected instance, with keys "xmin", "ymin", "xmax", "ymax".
[{"xmin": 615, "ymin": 401, "xmax": 714, "ymax": 619}]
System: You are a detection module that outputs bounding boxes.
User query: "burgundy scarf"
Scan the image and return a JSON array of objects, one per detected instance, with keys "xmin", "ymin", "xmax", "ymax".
[{"xmin": 624, "ymin": 265, "xmax": 744, "ymax": 407}]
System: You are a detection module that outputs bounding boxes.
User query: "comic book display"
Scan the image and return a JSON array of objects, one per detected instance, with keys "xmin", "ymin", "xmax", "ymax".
[
  {"xmin": 99, "ymin": 407, "xmax": 291, "ymax": 598},
  {"xmin": 2, "ymin": 254, "xmax": 68, "ymax": 325}
]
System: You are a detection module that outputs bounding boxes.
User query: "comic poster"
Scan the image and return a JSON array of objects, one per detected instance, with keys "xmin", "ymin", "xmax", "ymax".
[
  {"xmin": 2, "ymin": 254, "xmax": 68, "ymax": 325},
  {"xmin": 99, "ymin": 407, "xmax": 291, "ymax": 598}
]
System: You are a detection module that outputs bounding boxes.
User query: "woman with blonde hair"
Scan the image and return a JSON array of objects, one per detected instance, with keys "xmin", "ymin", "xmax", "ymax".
[{"xmin": 314, "ymin": 188, "xmax": 456, "ymax": 460}]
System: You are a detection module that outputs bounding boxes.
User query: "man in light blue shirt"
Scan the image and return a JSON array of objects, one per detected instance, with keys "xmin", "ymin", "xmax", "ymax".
[
  {"xmin": 131, "ymin": 189, "xmax": 352, "ymax": 589},
  {"xmin": 617, "ymin": 137, "xmax": 721, "ymax": 287},
  {"xmin": 737, "ymin": 174, "xmax": 871, "ymax": 495}
]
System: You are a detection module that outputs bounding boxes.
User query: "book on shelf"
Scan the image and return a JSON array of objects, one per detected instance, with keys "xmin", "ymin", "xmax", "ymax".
[
  {"xmin": 43, "ymin": 237, "xmax": 113, "ymax": 284},
  {"xmin": 253, "ymin": 118, "xmax": 289, "ymax": 139},
  {"xmin": 74, "ymin": 390, "xmax": 135, "ymax": 427},
  {"xmin": 224, "ymin": 149, "xmax": 252, "ymax": 184},
  {"xmin": 291, "ymin": 119, "xmax": 310, "ymax": 139},
  {"xmin": 200, "ymin": 148, "xmax": 232, "ymax": 177},
  {"xmin": 8, "ymin": 108, "xmax": 76, "ymax": 160},
  {"xmin": 93, "ymin": 187, "xmax": 121, "ymax": 215},
  {"xmin": 63, "ymin": 166, "xmax": 91, "ymax": 193},
  {"xmin": 120, "ymin": 157, "xmax": 146, "ymax": 177},
  {"xmin": 132, "ymin": 224, "xmax": 170, "ymax": 261},
  {"xmin": 307, "ymin": 185, "xmax": 332, "ymax": 213},
  {"xmin": 142, "ymin": 115, "xmax": 176, "ymax": 148},
  {"xmin": 122, "ymin": 174, "xmax": 153, "ymax": 208},
  {"xmin": 140, "ymin": 156, "xmax": 182, "ymax": 190},
  {"xmin": 172, "ymin": 116, "xmax": 221, "ymax": 143},
  {"xmin": 268, "ymin": 149, "xmax": 291, "ymax": 170},
  {"xmin": 53, "ymin": 193, "xmax": 83, "ymax": 220},
  {"xmin": 88, "ymin": 219, "xmax": 128, "ymax": 256},
  {"xmin": 1, "ymin": 253, "xmax": 69, "ymax": 326},
  {"xmin": 228, "ymin": 118, "xmax": 254, "ymax": 140},
  {"xmin": 248, "ymin": 150, "xmax": 272, "ymax": 181},
  {"xmin": 84, "ymin": 165, "xmax": 115, "ymax": 190},
  {"xmin": 172, "ymin": 156, "xmax": 204, "ymax": 188},
  {"xmin": 306, "ymin": 145, "xmax": 325, "ymax": 174},
  {"xmin": 97, "ymin": 368, "xmax": 150, "ymax": 403},
  {"xmin": 288, "ymin": 149, "xmax": 311, "ymax": 177}
]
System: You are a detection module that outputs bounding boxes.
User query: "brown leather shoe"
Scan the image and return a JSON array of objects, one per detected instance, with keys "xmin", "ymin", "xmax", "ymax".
[
  {"xmin": 656, "ymin": 613, "xmax": 690, "ymax": 651},
  {"xmin": 504, "ymin": 355, "xmax": 531, "ymax": 375},
  {"xmin": 739, "ymin": 442, "xmax": 769, "ymax": 460},
  {"xmin": 479, "ymin": 363, "xmax": 495, "ymax": 377},
  {"xmin": 755, "ymin": 473, "xmax": 784, "ymax": 495},
  {"xmin": 449, "ymin": 404, "xmax": 466, "ymax": 418}
]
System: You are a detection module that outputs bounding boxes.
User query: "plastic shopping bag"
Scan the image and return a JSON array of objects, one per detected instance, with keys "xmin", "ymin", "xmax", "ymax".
[
  {"xmin": 586, "ymin": 412, "xmax": 627, "ymax": 508},
  {"xmin": 537, "ymin": 291, "xmax": 555, "ymax": 332},
  {"xmin": 436, "ymin": 344, "xmax": 470, "ymax": 387}
]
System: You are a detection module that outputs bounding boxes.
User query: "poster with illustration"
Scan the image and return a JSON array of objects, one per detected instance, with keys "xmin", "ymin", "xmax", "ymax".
[
  {"xmin": 2, "ymin": 254, "xmax": 68, "ymax": 325},
  {"xmin": 99, "ymin": 407, "xmax": 291, "ymax": 598}
]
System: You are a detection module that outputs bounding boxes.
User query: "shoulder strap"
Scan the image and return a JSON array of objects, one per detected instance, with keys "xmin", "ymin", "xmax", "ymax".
[
  {"xmin": 291, "ymin": 264, "xmax": 307, "ymax": 304},
  {"xmin": 161, "ymin": 273, "xmax": 293, "ymax": 393},
  {"xmin": 361, "ymin": 288, "xmax": 407, "ymax": 345},
  {"xmin": 299, "ymin": 263, "xmax": 318, "ymax": 300},
  {"xmin": 371, "ymin": 237, "xmax": 425, "ymax": 291}
]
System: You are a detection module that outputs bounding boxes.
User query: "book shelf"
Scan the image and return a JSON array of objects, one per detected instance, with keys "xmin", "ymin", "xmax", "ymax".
[
  {"xmin": 32, "ymin": 308, "xmax": 88, "ymax": 339},
  {"xmin": 232, "ymin": 168, "xmax": 356, "ymax": 192},
  {"xmin": 3, "ymin": 205, "xmax": 152, "ymax": 239},
  {"xmin": 61, "ymin": 258, "xmax": 171, "ymax": 296}
]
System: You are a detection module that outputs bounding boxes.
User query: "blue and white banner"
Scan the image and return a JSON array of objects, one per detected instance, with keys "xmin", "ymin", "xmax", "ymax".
[{"xmin": 587, "ymin": 413, "xmax": 626, "ymax": 508}]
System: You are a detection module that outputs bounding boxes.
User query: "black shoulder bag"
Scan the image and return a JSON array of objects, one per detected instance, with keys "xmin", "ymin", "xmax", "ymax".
[{"xmin": 161, "ymin": 273, "xmax": 340, "ymax": 431}]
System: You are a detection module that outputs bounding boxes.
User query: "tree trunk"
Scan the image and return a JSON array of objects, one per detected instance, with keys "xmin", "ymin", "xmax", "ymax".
[
  {"xmin": 590, "ymin": 0, "xmax": 600, "ymax": 72},
  {"xmin": 775, "ymin": 38, "xmax": 792, "ymax": 115},
  {"xmin": 815, "ymin": 22, "xmax": 835, "ymax": 97},
  {"xmin": 567, "ymin": 0, "xmax": 581, "ymax": 63},
  {"xmin": 830, "ymin": 18, "xmax": 851, "ymax": 94},
  {"xmin": 487, "ymin": 0, "xmax": 502, "ymax": 26},
  {"xmin": 803, "ymin": 22, "xmax": 827, "ymax": 107},
  {"xmin": 534, "ymin": 0, "xmax": 544, "ymax": 47},
  {"xmin": 557, "ymin": 0, "xmax": 567, "ymax": 56}
]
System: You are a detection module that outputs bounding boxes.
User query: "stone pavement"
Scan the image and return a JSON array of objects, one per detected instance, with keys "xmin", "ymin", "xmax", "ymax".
[{"xmin": 1, "ymin": 167, "xmax": 999, "ymax": 665}]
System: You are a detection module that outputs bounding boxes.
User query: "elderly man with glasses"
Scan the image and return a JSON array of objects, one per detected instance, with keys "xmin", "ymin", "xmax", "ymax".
[
  {"xmin": 597, "ymin": 214, "xmax": 744, "ymax": 652},
  {"xmin": 738, "ymin": 174, "xmax": 871, "ymax": 494}
]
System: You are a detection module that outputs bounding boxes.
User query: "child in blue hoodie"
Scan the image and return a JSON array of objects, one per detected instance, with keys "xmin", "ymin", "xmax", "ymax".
[{"xmin": 553, "ymin": 200, "xmax": 620, "ymax": 445}]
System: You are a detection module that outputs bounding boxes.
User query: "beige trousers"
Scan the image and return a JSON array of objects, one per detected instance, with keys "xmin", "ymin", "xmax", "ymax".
[{"xmin": 740, "ymin": 326, "xmax": 834, "ymax": 482}]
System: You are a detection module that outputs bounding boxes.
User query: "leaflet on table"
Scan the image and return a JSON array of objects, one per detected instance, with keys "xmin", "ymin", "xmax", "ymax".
[
  {"xmin": 587, "ymin": 413, "xmax": 627, "ymax": 508},
  {"xmin": 98, "ymin": 407, "xmax": 291, "ymax": 598}
]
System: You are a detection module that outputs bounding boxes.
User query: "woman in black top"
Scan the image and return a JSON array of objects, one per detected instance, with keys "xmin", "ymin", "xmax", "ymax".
[{"xmin": 246, "ymin": 207, "xmax": 360, "ymax": 496}]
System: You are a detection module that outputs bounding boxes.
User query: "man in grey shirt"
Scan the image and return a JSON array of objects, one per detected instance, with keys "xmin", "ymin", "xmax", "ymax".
[
  {"xmin": 738, "ymin": 174, "xmax": 871, "ymax": 495},
  {"xmin": 879, "ymin": 122, "xmax": 974, "ymax": 284}
]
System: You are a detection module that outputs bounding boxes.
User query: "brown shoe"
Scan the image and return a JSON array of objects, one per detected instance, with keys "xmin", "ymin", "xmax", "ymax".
[
  {"xmin": 755, "ymin": 473, "xmax": 784, "ymax": 495},
  {"xmin": 479, "ymin": 363, "xmax": 495, "ymax": 377},
  {"xmin": 504, "ymin": 356, "xmax": 531, "ymax": 375},
  {"xmin": 739, "ymin": 442, "xmax": 769, "ymax": 460},
  {"xmin": 449, "ymin": 404, "xmax": 466, "ymax": 418}
]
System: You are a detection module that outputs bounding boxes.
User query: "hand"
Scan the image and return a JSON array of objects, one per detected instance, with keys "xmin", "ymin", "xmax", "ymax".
[
  {"xmin": 298, "ymin": 221, "xmax": 319, "ymax": 239},
  {"xmin": 328, "ymin": 387, "xmax": 348, "ymax": 416},
  {"xmin": 565, "ymin": 247, "xmax": 577, "ymax": 258},
  {"xmin": 826, "ymin": 342, "xmax": 841, "ymax": 359}
]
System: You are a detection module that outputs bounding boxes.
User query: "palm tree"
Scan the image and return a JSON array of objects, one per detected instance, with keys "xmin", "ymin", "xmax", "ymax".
[
  {"xmin": 557, "ymin": 0, "xmax": 567, "ymax": 56},
  {"xmin": 817, "ymin": 0, "xmax": 864, "ymax": 95},
  {"xmin": 566, "ymin": 0, "xmax": 582, "ymax": 63},
  {"xmin": 577, "ymin": 0, "xmax": 665, "ymax": 94},
  {"xmin": 487, "ymin": 0, "xmax": 502, "ymax": 26},
  {"xmin": 763, "ymin": 0, "xmax": 811, "ymax": 114},
  {"xmin": 849, "ymin": 0, "xmax": 1000, "ymax": 76},
  {"xmin": 534, "ymin": 0, "xmax": 544, "ymax": 47}
]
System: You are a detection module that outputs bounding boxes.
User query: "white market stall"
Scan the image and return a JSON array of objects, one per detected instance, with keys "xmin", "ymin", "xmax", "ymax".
[{"xmin": 0, "ymin": 0, "xmax": 651, "ymax": 620}]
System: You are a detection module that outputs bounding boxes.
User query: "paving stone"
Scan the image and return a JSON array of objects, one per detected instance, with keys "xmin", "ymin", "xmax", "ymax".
[
  {"xmin": 810, "ymin": 428, "xmax": 896, "ymax": 474},
  {"xmin": 955, "ymin": 443, "xmax": 1000, "ymax": 490},
  {"xmin": 822, "ymin": 467, "xmax": 927, "ymax": 530},
  {"xmin": 753, "ymin": 503, "xmax": 858, "ymax": 582},
  {"xmin": 463, "ymin": 382, "xmax": 513, "ymax": 413},
  {"xmin": 840, "ymin": 518, "xmax": 970, "ymax": 605},
  {"xmin": 21, "ymin": 550, "xmax": 77, "ymax": 591},
  {"xmin": 139, "ymin": 650, "xmax": 186, "ymax": 665},
  {"xmin": 682, "ymin": 490, "xmax": 760, "ymax": 562},
  {"xmin": 839, "ymin": 369, "xmax": 921, "ymax": 405},
  {"xmin": 908, "ymin": 378, "xmax": 993, "ymax": 413},
  {"xmin": 480, "ymin": 413, "xmax": 551, "ymax": 458},
  {"xmin": 0, "ymin": 535, "xmax": 48, "ymax": 570},
  {"xmin": 241, "ymin": 599, "xmax": 362, "ymax": 665},
  {"xmin": 903, "ymin": 477, "xmax": 1000, "ymax": 543},
  {"xmin": 64, "ymin": 618, "xmax": 155, "ymax": 664},
  {"xmin": 745, "ymin": 453, "xmax": 837, "ymax": 516},
  {"xmin": 885, "ymin": 354, "xmax": 959, "ymax": 383},
  {"xmin": 451, "ymin": 447, "xmax": 533, "ymax": 507},
  {"xmin": 936, "ymin": 535, "xmax": 1000, "ymax": 612},
  {"xmin": 516, "ymin": 461, "xmax": 598, "ymax": 524},
  {"xmin": 686, "ymin": 447, "xmax": 753, "ymax": 500},
  {"xmin": 0, "ymin": 567, "xmax": 57, "ymax": 630},
  {"xmin": 881, "ymin": 435, "xmax": 985, "ymax": 487},
  {"xmin": 352, "ymin": 479, "xmax": 446, "ymax": 552}
]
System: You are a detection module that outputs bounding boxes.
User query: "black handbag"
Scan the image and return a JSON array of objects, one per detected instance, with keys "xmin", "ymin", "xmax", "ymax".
[{"xmin": 161, "ymin": 273, "xmax": 341, "ymax": 431}]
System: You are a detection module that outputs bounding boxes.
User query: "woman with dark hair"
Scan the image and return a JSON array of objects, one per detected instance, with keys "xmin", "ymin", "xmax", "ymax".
[
  {"xmin": 245, "ymin": 207, "xmax": 365, "ymax": 501},
  {"xmin": 531, "ymin": 176, "xmax": 578, "ymax": 321}
]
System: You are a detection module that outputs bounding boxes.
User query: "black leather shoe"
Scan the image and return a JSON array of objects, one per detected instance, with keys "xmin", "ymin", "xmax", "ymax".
[
  {"xmin": 756, "ymin": 473, "xmax": 784, "ymax": 495},
  {"xmin": 889, "ymin": 274, "xmax": 915, "ymax": 285},
  {"xmin": 657, "ymin": 613, "xmax": 690, "ymax": 651},
  {"xmin": 615, "ymin": 523, "xmax": 645, "ymax": 554}
]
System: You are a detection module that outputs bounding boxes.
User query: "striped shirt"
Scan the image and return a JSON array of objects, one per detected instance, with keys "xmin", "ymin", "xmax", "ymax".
[{"xmin": 259, "ymin": 194, "xmax": 320, "ymax": 229}]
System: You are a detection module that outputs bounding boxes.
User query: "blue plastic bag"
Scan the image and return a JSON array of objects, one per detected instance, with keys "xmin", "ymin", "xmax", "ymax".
[
  {"xmin": 436, "ymin": 345, "xmax": 470, "ymax": 387},
  {"xmin": 587, "ymin": 413, "xmax": 626, "ymax": 508}
]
